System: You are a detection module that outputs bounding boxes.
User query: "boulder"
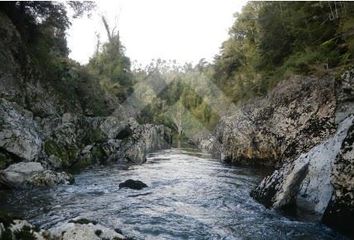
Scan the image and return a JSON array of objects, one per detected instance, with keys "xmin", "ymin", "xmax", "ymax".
[
  {"xmin": 323, "ymin": 121, "xmax": 354, "ymax": 236},
  {"xmin": 119, "ymin": 179, "xmax": 148, "ymax": 190},
  {"xmin": 0, "ymin": 98, "xmax": 42, "ymax": 162},
  {"xmin": 0, "ymin": 162, "xmax": 73, "ymax": 188},
  {"xmin": 0, "ymin": 216, "xmax": 127, "ymax": 240},
  {"xmin": 251, "ymin": 116, "xmax": 354, "ymax": 218},
  {"xmin": 49, "ymin": 218, "xmax": 126, "ymax": 240}
]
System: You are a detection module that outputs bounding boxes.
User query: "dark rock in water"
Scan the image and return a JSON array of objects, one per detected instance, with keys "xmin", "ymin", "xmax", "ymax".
[
  {"xmin": 119, "ymin": 179, "xmax": 148, "ymax": 190},
  {"xmin": 69, "ymin": 218, "xmax": 98, "ymax": 225}
]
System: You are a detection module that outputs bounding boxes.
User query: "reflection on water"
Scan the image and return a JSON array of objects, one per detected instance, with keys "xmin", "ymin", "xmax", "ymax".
[{"xmin": 0, "ymin": 148, "xmax": 347, "ymax": 239}]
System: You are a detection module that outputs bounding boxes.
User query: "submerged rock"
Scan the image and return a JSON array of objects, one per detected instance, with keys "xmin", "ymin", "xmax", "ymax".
[
  {"xmin": 0, "ymin": 162, "xmax": 73, "ymax": 188},
  {"xmin": 119, "ymin": 179, "xmax": 148, "ymax": 190}
]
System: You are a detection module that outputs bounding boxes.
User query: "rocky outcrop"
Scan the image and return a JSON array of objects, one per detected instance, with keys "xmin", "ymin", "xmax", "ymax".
[
  {"xmin": 323, "ymin": 122, "xmax": 354, "ymax": 236},
  {"xmin": 205, "ymin": 68, "xmax": 354, "ymax": 236},
  {"xmin": 0, "ymin": 162, "xmax": 73, "ymax": 188},
  {"xmin": 0, "ymin": 12, "xmax": 77, "ymax": 117},
  {"xmin": 0, "ymin": 98, "xmax": 42, "ymax": 163},
  {"xmin": 246, "ymin": 69, "xmax": 354, "ymax": 237},
  {"xmin": 213, "ymin": 74, "xmax": 335, "ymax": 166},
  {"xmin": 251, "ymin": 115, "xmax": 354, "ymax": 218},
  {"xmin": 0, "ymin": 97, "xmax": 171, "ymax": 188},
  {"xmin": 0, "ymin": 216, "xmax": 127, "ymax": 240}
]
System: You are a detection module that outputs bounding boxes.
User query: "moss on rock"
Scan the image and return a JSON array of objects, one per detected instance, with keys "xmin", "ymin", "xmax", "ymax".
[{"xmin": 44, "ymin": 140, "xmax": 79, "ymax": 168}]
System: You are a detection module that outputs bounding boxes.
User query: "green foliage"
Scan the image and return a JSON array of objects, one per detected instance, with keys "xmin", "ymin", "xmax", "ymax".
[
  {"xmin": 135, "ymin": 61, "xmax": 220, "ymax": 138},
  {"xmin": 213, "ymin": 1, "xmax": 354, "ymax": 103},
  {"xmin": 87, "ymin": 17, "xmax": 133, "ymax": 102},
  {"xmin": 0, "ymin": 2, "xmax": 115, "ymax": 117},
  {"xmin": 44, "ymin": 139, "xmax": 79, "ymax": 168}
]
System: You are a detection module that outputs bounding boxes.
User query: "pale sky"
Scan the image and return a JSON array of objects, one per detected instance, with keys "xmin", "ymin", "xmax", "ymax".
[{"xmin": 66, "ymin": 0, "xmax": 247, "ymax": 66}]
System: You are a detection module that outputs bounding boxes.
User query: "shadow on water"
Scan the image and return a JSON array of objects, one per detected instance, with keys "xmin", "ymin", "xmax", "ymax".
[{"xmin": 0, "ymin": 148, "xmax": 348, "ymax": 240}]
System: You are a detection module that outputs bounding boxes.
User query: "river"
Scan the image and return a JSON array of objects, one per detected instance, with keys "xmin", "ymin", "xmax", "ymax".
[{"xmin": 0, "ymin": 148, "xmax": 346, "ymax": 239}]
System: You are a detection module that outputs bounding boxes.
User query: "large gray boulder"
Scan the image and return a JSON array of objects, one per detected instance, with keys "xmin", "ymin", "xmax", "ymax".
[
  {"xmin": 0, "ymin": 98, "xmax": 42, "ymax": 162},
  {"xmin": 323, "ymin": 120, "xmax": 354, "ymax": 236},
  {"xmin": 48, "ymin": 218, "xmax": 126, "ymax": 240},
  {"xmin": 0, "ymin": 217, "xmax": 127, "ymax": 240},
  {"xmin": 251, "ymin": 116, "xmax": 354, "ymax": 218},
  {"xmin": 0, "ymin": 162, "xmax": 73, "ymax": 188}
]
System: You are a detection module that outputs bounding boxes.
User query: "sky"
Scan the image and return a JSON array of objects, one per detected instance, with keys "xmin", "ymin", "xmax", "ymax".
[{"xmin": 66, "ymin": 0, "xmax": 248, "ymax": 67}]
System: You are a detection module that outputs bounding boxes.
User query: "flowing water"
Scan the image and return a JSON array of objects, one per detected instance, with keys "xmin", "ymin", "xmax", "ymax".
[{"xmin": 0, "ymin": 148, "xmax": 346, "ymax": 239}]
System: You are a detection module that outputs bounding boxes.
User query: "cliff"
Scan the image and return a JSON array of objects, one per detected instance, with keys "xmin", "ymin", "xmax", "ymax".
[{"xmin": 207, "ymin": 68, "xmax": 354, "ymax": 236}]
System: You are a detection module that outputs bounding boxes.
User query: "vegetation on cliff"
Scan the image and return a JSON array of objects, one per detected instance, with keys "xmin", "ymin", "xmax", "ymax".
[{"xmin": 214, "ymin": 1, "xmax": 354, "ymax": 102}]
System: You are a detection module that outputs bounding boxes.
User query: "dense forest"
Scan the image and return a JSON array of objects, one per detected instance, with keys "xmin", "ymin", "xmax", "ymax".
[{"xmin": 1, "ymin": 1, "xmax": 354, "ymax": 139}]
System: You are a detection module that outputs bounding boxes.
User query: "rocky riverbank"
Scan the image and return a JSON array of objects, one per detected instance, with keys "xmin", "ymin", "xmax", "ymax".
[
  {"xmin": 0, "ymin": 214, "xmax": 129, "ymax": 240},
  {"xmin": 200, "ymin": 68, "xmax": 354, "ymax": 237},
  {"xmin": 0, "ymin": 99, "xmax": 171, "ymax": 189}
]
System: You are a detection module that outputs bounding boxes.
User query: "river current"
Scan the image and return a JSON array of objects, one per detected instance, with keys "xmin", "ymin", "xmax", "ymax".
[{"xmin": 0, "ymin": 148, "xmax": 346, "ymax": 239}]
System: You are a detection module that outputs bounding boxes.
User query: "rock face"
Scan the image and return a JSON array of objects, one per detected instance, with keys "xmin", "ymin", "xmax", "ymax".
[
  {"xmin": 323, "ymin": 122, "xmax": 354, "ymax": 236},
  {"xmin": 0, "ymin": 98, "xmax": 42, "ymax": 162},
  {"xmin": 243, "ymin": 69, "xmax": 354, "ymax": 237},
  {"xmin": 0, "ymin": 12, "xmax": 74, "ymax": 117},
  {"xmin": 207, "ymin": 68, "xmax": 354, "ymax": 236},
  {"xmin": 213, "ymin": 74, "xmax": 335, "ymax": 166},
  {"xmin": 0, "ymin": 105, "xmax": 171, "ymax": 189},
  {"xmin": 251, "ymin": 116, "xmax": 354, "ymax": 219}
]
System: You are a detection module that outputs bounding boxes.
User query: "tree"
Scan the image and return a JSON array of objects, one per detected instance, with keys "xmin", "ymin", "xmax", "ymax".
[{"xmin": 87, "ymin": 16, "xmax": 133, "ymax": 102}]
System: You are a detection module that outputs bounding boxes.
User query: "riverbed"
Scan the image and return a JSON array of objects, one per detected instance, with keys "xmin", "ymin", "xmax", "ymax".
[{"xmin": 0, "ymin": 148, "xmax": 346, "ymax": 239}]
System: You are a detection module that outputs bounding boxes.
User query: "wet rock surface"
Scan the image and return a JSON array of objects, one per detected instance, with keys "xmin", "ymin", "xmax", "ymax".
[
  {"xmin": 323, "ymin": 121, "xmax": 354, "ymax": 236},
  {"xmin": 0, "ymin": 215, "xmax": 127, "ymax": 240},
  {"xmin": 119, "ymin": 179, "xmax": 148, "ymax": 190},
  {"xmin": 251, "ymin": 116, "xmax": 354, "ymax": 219}
]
